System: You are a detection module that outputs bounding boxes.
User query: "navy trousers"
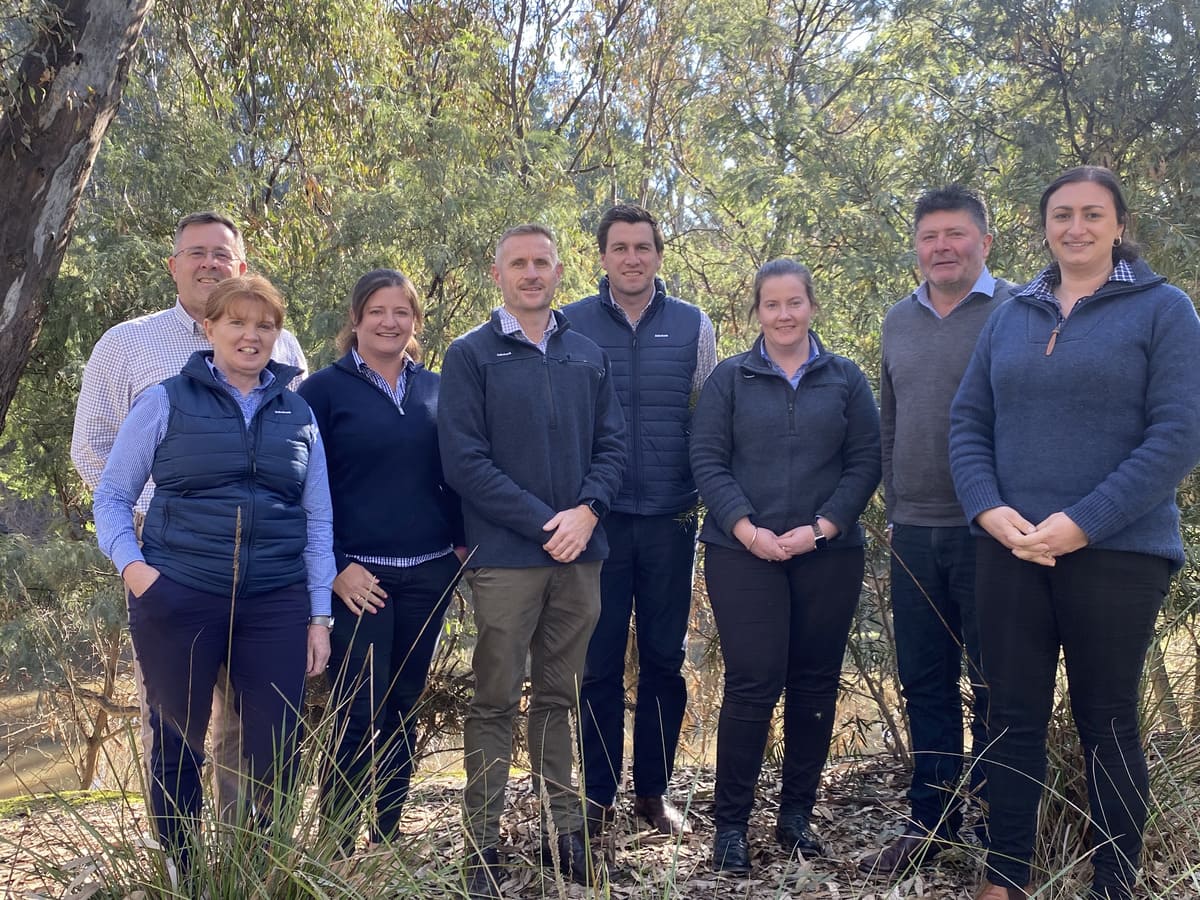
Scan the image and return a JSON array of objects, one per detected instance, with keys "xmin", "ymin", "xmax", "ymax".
[
  {"xmin": 321, "ymin": 553, "xmax": 459, "ymax": 846},
  {"xmin": 127, "ymin": 574, "xmax": 309, "ymax": 858},
  {"xmin": 890, "ymin": 524, "xmax": 988, "ymax": 839},
  {"xmin": 579, "ymin": 512, "xmax": 696, "ymax": 804}
]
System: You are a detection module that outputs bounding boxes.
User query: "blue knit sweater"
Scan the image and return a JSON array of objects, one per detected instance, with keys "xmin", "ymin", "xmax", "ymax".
[
  {"xmin": 297, "ymin": 353, "xmax": 465, "ymax": 572},
  {"xmin": 950, "ymin": 259, "xmax": 1200, "ymax": 568}
]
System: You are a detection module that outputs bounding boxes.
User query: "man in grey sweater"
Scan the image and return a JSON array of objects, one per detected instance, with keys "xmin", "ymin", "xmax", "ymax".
[{"xmin": 860, "ymin": 186, "xmax": 1015, "ymax": 876}]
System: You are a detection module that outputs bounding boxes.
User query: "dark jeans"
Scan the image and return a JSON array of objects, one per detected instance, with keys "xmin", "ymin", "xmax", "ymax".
[
  {"xmin": 579, "ymin": 512, "xmax": 696, "ymax": 803},
  {"xmin": 705, "ymin": 542, "xmax": 864, "ymax": 830},
  {"xmin": 890, "ymin": 524, "xmax": 988, "ymax": 838},
  {"xmin": 975, "ymin": 539, "xmax": 1170, "ymax": 898},
  {"xmin": 321, "ymin": 553, "xmax": 460, "ymax": 846},
  {"xmin": 127, "ymin": 575, "xmax": 309, "ymax": 858}
]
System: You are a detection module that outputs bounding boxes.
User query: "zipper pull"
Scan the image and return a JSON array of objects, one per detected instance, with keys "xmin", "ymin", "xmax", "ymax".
[{"xmin": 1045, "ymin": 326, "xmax": 1060, "ymax": 356}]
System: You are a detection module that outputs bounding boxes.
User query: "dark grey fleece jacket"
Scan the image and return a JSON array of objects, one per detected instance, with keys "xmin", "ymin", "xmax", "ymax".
[
  {"xmin": 691, "ymin": 332, "xmax": 881, "ymax": 550},
  {"xmin": 437, "ymin": 309, "xmax": 627, "ymax": 568}
]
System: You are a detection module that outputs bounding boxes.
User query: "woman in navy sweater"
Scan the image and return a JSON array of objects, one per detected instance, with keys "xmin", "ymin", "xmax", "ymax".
[
  {"xmin": 951, "ymin": 167, "xmax": 1200, "ymax": 900},
  {"xmin": 691, "ymin": 259, "xmax": 880, "ymax": 874},
  {"xmin": 298, "ymin": 269, "xmax": 465, "ymax": 853}
]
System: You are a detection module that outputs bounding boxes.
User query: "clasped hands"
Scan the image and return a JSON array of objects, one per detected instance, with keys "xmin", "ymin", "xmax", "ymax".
[
  {"xmin": 976, "ymin": 506, "xmax": 1088, "ymax": 566},
  {"xmin": 733, "ymin": 516, "xmax": 838, "ymax": 562}
]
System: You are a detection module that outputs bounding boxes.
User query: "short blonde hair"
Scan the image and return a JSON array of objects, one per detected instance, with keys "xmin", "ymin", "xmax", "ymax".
[{"xmin": 204, "ymin": 274, "xmax": 285, "ymax": 328}]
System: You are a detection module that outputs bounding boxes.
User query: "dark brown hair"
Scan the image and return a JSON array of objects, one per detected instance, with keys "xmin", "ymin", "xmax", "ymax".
[{"xmin": 336, "ymin": 268, "xmax": 424, "ymax": 360}]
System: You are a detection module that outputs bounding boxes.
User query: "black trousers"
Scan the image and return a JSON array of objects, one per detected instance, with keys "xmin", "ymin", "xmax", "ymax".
[
  {"xmin": 704, "ymin": 542, "xmax": 864, "ymax": 830},
  {"xmin": 975, "ymin": 539, "xmax": 1170, "ymax": 898},
  {"xmin": 321, "ymin": 553, "xmax": 459, "ymax": 846}
]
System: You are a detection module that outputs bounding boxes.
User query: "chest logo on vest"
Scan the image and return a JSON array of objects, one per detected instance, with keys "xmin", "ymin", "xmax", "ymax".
[
  {"xmin": 274, "ymin": 409, "xmax": 292, "ymax": 414},
  {"xmin": 654, "ymin": 333, "xmax": 670, "ymax": 338},
  {"xmin": 495, "ymin": 351, "xmax": 513, "ymax": 358}
]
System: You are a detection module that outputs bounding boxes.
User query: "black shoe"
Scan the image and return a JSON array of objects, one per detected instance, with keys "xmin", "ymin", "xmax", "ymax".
[
  {"xmin": 858, "ymin": 826, "xmax": 942, "ymax": 876},
  {"xmin": 712, "ymin": 828, "xmax": 751, "ymax": 874},
  {"xmin": 539, "ymin": 831, "xmax": 592, "ymax": 886},
  {"xmin": 465, "ymin": 847, "xmax": 505, "ymax": 899},
  {"xmin": 776, "ymin": 811, "xmax": 825, "ymax": 858},
  {"xmin": 584, "ymin": 799, "xmax": 616, "ymax": 836}
]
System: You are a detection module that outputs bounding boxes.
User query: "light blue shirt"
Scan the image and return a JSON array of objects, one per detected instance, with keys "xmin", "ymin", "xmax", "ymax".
[
  {"xmin": 93, "ymin": 370, "xmax": 335, "ymax": 617},
  {"xmin": 915, "ymin": 267, "xmax": 998, "ymax": 319},
  {"xmin": 760, "ymin": 333, "xmax": 819, "ymax": 389}
]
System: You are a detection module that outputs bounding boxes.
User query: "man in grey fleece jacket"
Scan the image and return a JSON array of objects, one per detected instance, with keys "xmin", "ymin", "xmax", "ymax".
[{"xmin": 860, "ymin": 186, "xmax": 1015, "ymax": 876}]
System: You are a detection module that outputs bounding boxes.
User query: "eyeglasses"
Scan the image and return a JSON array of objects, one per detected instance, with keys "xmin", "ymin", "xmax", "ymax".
[{"xmin": 173, "ymin": 246, "xmax": 240, "ymax": 264}]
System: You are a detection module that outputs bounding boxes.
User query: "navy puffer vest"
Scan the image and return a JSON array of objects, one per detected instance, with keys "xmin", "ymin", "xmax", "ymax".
[
  {"xmin": 562, "ymin": 279, "xmax": 701, "ymax": 515},
  {"xmin": 141, "ymin": 351, "xmax": 315, "ymax": 597}
]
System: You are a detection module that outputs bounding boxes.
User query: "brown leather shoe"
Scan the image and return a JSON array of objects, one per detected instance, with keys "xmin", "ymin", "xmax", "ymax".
[
  {"xmin": 633, "ymin": 795, "xmax": 691, "ymax": 835},
  {"xmin": 858, "ymin": 826, "xmax": 941, "ymax": 876},
  {"xmin": 974, "ymin": 879, "xmax": 1030, "ymax": 900}
]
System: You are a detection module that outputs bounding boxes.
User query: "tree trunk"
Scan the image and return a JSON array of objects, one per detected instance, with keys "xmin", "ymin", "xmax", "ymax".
[{"xmin": 0, "ymin": 0, "xmax": 155, "ymax": 435}]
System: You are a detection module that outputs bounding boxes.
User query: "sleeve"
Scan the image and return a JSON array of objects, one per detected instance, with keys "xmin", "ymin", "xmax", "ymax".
[
  {"xmin": 949, "ymin": 321, "xmax": 1004, "ymax": 523},
  {"xmin": 1063, "ymin": 292, "xmax": 1200, "ymax": 541},
  {"xmin": 436, "ymin": 339, "xmax": 558, "ymax": 543},
  {"xmin": 879, "ymin": 332, "xmax": 897, "ymax": 521},
  {"xmin": 575, "ymin": 352, "xmax": 627, "ymax": 508},
  {"xmin": 689, "ymin": 363, "xmax": 756, "ymax": 535},
  {"xmin": 300, "ymin": 415, "xmax": 335, "ymax": 617},
  {"xmin": 93, "ymin": 387, "xmax": 169, "ymax": 573},
  {"xmin": 691, "ymin": 311, "xmax": 719, "ymax": 397},
  {"xmin": 815, "ymin": 362, "xmax": 882, "ymax": 534},
  {"xmin": 71, "ymin": 328, "xmax": 133, "ymax": 491},
  {"xmin": 275, "ymin": 329, "xmax": 309, "ymax": 389}
]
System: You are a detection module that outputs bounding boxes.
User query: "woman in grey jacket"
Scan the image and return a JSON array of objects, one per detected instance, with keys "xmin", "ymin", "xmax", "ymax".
[{"xmin": 691, "ymin": 259, "xmax": 881, "ymax": 874}]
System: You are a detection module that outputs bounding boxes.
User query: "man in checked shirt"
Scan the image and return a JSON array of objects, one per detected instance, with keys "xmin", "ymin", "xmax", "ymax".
[{"xmin": 71, "ymin": 211, "xmax": 307, "ymax": 824}]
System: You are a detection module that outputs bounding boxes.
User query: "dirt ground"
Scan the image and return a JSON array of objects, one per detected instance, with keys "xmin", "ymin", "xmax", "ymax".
[{"xmin": 0, "ymin": 754, "xmax": 1007, "ymax": 899}]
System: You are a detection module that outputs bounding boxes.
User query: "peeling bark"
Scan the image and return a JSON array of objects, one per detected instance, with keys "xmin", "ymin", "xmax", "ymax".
[{"xmin": 0, "ymin": 0, "xmax": 155, "ymax": 434}]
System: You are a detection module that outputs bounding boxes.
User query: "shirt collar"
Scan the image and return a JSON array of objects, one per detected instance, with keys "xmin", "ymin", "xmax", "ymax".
[
  {"xmin": 172, "ymin": 298, "xmax": 206, "ymax": 336},
  {"xmin": 496, "ymin": 306, "xmax": 557, "ymax": 341},
  {"xmin": 914, "ymin": 267, "xmax": 998, "ymax": 316},
  {"xmin": 599, "ymin": 276, "xmax": 662, "ymax": 325},
  {"xmin": 205, "ymin": 355, "xmax": 275, "ymax": 389},
  {"xmin": 758, "ymin": 332, "xmax": 819, "ymax": 369},
  {"xmin": 351, "ymin": 347, "xmax": 414, "ymax": 374},
  {"xmin": 1017, "ymin": 259, "xmax": 1136, "ymax": 304}
]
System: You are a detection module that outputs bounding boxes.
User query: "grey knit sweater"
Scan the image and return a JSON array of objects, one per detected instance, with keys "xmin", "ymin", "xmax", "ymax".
[{"xmin": 880, "ymin": 275, "xmax": 1014, "ymax": 526}]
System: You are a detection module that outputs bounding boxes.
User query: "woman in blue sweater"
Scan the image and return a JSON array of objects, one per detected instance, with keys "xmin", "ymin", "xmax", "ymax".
[
  {"xmin": 691, "ymin": 259, "xmax": 880, "ymax": 874},
  {"xmin": 950, "ymin": 167, "xmax": 1200, "ymax": 900},
  {"xmin": 298, "ymin": 269, "xmax": 465, "ymax": 854}
]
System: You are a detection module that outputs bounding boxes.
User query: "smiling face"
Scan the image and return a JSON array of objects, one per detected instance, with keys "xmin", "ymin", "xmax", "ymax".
[
  {"xmin": 914, "ymin": 209, "xmax": 992, "ymax": 306},
  {"xmin": 600, "ymin": 221, "xmax": 663, "ymax": 305},
  {"xmin": 203, "ymin": 297, "xmax": 279, "ymax": 387},
  {"xmin": 755, "ymin": 273, "xmax": 813, "ymax": 357},
  {"xmin": 1043, "ymin": 180, "xmax": 1125, "ymax": 276},
  {"xmin": 491, "ymin": 231, "xmax": 563, "ymax": 316},
  {"xmin": 354, "ymin": 284, "xmax": 417, "ymax": 366},
  {"xmin": 168, "ymin": 221, "xmax": 247, "ymax": 321}
]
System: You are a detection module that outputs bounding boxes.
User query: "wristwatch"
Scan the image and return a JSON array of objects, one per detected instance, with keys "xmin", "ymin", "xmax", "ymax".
[
  {"xmin": 309, "ymin": 615, "xmax": 334, "ymax": 628},
  {"xmin": 811, "ymin": 520, "xmax": 828, "ymax": 550},
  {"xmin": 583, "ymin": 498, "xmax": 608, "ymax": 520}
]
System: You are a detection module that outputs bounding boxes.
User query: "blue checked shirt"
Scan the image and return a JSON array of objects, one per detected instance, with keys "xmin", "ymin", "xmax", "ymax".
[
  {"xmin": 1018, "ymin": 259, "xmax": 1136, "ymax": 313},
  {"xmin": 497, "ymin": 306, "xmax": 558, "ymax": 353}
]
